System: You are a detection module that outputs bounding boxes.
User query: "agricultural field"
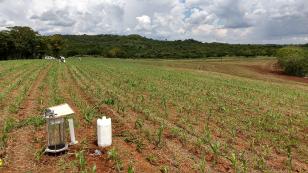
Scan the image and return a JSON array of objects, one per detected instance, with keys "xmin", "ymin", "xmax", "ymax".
[{"xmin": 0, "ymin": 57, "xmax": 307, "ymax": 173}]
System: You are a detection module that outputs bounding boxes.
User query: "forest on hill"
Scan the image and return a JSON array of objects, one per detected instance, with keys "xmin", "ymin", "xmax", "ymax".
[
  {"xmin": 63, "ymin": 34, "xmax": 282, "ymax": 58},
  {"xmin": 0, "ymin": 26, "xmax": 284, "ymax": 60}
]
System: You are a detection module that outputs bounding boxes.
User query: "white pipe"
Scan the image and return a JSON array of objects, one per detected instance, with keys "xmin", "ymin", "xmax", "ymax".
[{"xmin": 68, "ymin": 119, "xmax": 78, "ymax": 145}]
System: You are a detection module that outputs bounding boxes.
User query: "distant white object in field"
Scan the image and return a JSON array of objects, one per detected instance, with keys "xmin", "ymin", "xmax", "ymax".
[
  {"xmin": 97, "ymin": 116, "xmax": 112, "ymax": 147},
  {"xmin": 60, "ymin": 56, "xmax": 66, "ymax": 63},
  {"xmin": 45, "ymin": 56, "xmax": 55, "ymax": 60}
]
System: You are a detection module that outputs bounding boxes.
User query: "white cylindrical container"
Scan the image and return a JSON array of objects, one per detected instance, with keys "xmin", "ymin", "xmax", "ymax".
[{"xmin": 97, "ymin": 116, "xmax": 112, "ymax": 147}]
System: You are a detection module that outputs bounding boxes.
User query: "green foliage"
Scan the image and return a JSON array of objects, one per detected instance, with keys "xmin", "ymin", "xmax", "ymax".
[
  {"xmin": 134, "ymin": 118, "xmax": 144, "ymax": 129},
  {"xmin": 197, "ymin": 154, "xmax": 207, "ymax": 173},
  {"xmin": 286, "ymin": 145, "xmax": 292, "ymax": 172},
  {"xmin": 160, "ymin": 165, "xmax": 169, "ymax": 173},
  {"xmin": 0, "ymin": 25, "xmax": 290, "ymax": 60},
  {"xmin": 104, "ymin": 98, "xmax": 115, "ymax": 105},
  {"xmin": 63, "ymin": 34, "xmax": 281, "ymax": 58},
  {"xmin": 34, "ymin": 146, "xmax": 45, "ymax": 161},
  {"xmin": 0, "ymin": 26, "xmax": 48, "ymax": 60},
  {"xmin": 17, "ymin": 116, "xmax": 45, "ymax": 128},
  {"xmin": 108, "ymin": 47, "xmax": 125, "ymax": 58},
  {"xmin": 3, "ymin": 117, "xmax": 17, "ymax": 133},
  {"xmin": 48, "ymin": 34, "xmax": 65, "ymax": 58},
  {"xmin": 127, "ymin": 164, "xmax": 134, "ymax": 173},
  {"xmin": 0, "ymin": 116, "xmax": 45, "ymax": 149},
  {"xmin": 108, "ymin": 148, "xmax": 123, "ymax": 172},
  {"xmin": 146, "ymin": 154, "xmax": 158, "ymax": 165},
  {"xmin": 276, "ymin": 47, "xmax": 308, "ymax": 76},
  {"xmin": 82, "ymin": 106, "xmax": 97, "ymax": 124}
]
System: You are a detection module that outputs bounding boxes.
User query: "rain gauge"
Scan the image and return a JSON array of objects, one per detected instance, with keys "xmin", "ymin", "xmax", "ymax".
[{"xmin": 44, "ymin": 103, "xmax": 77, "ymax": 153}]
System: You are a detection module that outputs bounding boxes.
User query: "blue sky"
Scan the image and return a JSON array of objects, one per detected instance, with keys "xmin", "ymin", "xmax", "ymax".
[{"xmin": 1, "ymin": 0, "xmax": 308, "ymax": 44}]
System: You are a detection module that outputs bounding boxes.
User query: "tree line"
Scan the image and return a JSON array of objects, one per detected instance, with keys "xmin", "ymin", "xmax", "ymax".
[
  {"xmin": 63, "ymin": 34, "xmax": 282, "ymax": 58},
  {"xmin": 1, "ymin": 26, "xmax": 283, "ymax": 61},
  {"xmin": 0, "ymin": 26, "xmax": 307, "ymax": 76},
  {"xmin": 0, "ymin": 26, "xmax": 65, "ymax": 60}
]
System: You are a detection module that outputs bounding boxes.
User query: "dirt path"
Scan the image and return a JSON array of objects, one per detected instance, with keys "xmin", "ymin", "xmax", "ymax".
[
  {"xmin": 4, "ymin": 63, "xmax": 52, "ymax": 172},
  {"xmin": 242, "ymin": 60, "xmax": 308, "ymax": 84}
]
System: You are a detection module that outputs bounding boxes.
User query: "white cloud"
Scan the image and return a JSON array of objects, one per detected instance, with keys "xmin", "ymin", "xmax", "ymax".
[
  {"xmin": 0, "ymin": 0, "xmax": 308, "ymax": 43},
  {"xmin": 135, "ymin": 15, "xmax": 152, "ymax": 32}
]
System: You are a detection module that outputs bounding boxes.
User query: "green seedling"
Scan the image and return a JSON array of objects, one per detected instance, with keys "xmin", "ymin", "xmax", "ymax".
[
  {"xmin": 156, "ymin": 124, "xmax": 164, "ymax": 147},
  {"xmin": 75, "ymin": 150, "xmax": 86, "ymax": 171},
  {"xmin": 198, "ymin": 154, "xmax": 207, "ymax": 173},
  {"xmin": 135, "ymin": 118, "xmax": 143, "ymax": 129},
  {"xmin": 160, "ymin": 165, "xmax": 169, "ymax": 173},
  {"xmin": 209, "ymin": 141, "xmax": 221, "ymax": 164},
  {"xmin": 146, "ymin": 154, "xmax": 157, "ymax": 165}
]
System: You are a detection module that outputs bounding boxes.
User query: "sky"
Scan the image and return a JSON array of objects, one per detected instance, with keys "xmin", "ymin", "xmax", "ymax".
[{"xmin": 1, "ymin": 0, "xmax": 308, "ymax": 44}]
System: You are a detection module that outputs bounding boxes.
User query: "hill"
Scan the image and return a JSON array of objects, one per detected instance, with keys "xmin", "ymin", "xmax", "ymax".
[{"xmin": 63, "ymin": 34, "xmax": 282, "ymax": 58}]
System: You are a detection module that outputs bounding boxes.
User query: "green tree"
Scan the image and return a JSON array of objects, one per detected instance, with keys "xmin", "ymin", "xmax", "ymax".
[
  {"xmin": 35, "ymin": 36, "xmax": 49, "ymax": 59},
  {"xmin": 7, "ymin": 26, "xmax": 39, "ymax": 59},
  {"xmin": 108, "ymin": 47, "xmax": 124, "ymax": 57},
  {"xmin": 48, "ymin": 34, "xmax": 65, "ymax": 58},
  {"xmin": 0, "ymin": 31, "xmax": 12, "ymax": 60},
  {"xmin": 276, "ymin": 47, "xmax": 308, "ymax": 77}
]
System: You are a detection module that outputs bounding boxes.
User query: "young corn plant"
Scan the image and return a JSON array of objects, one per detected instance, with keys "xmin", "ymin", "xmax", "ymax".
[
  {"xmin": 146, "ymin": 154, "xmax": 158, "ymax": 165},
  {"xmin": 228, "ymin": 152, "xmax": 238, "ymax": 172},
  {"xmin": 197, "ymin": 154, "xmax": 207, "ymax": 173},
  {"xmin": 75, "ymin": 150, "xmax": 87, "ymax": 171},
  {"xmin": 128, "ymin": 163, "xmax": 135, "ymax": 173},
  {"xmin": 135, "ymin": 118, "xmax": 144, "ymax": 129},
  {"xmin": 160, "ymin": 165, "xmax": 169, "ymax": 173},
  {"xmin": 209, "ymin": 141, "xmax": 221, "ymax": 164},
  {"xmin": 286, "ymin": 145, "xmax": 292, "ymax": 172},
  {"xmin": 161, "ymin": 96, "xmax": 168, "ymax": 117},
  {"xmin": 156, "ymin": 124, "xmax": 164, "ymax": 148}
]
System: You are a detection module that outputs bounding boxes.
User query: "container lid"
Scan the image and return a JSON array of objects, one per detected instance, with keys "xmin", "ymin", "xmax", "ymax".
[
  {"xmin": 97, "ymin": 116, "xmax": 111, "ymax": 125},
  {"xmin": 44, "ymin": 103, "xmax": 74, "ymax": 119}
]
